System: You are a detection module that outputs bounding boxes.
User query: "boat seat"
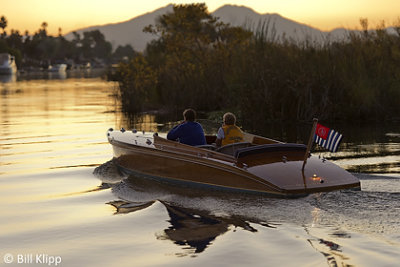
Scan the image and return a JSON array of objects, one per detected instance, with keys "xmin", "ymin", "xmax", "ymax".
[
  {"xmin": 235, "ymin": 143, "xmax": 307, "ymax": 158},
  {"xmin": 216, "ymin": 142, "xmax": 252, "ymax": 156},
  {"xmin": 196, "ymin": 144, "xmax": 216, "ymax": 151}
]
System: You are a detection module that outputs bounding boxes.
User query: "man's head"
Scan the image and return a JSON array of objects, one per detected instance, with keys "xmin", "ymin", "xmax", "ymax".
[
  {"xmin": 223, "ymin": 112, "xmax": 236, "ymax": 125},
  {"xmin": 183, "ymin": 108, "xmax": 196, "ymax": 122}
]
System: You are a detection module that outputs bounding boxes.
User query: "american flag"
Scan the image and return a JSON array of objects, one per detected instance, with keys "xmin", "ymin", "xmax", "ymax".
[{"xmin": 314, "ymin": 123, "xmax": 343, "ymax": 152}]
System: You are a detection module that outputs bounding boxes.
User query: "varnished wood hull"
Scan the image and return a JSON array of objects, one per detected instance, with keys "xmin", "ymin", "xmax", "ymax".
[{"xmin": 108, "ymin": 130, "xmax": 360, "ymax": 197}]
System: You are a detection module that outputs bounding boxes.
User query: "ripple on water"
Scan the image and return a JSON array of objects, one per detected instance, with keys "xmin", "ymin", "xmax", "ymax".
[{"xmin": 92, "ymin": 160, "xmax": 400, "ymax": 266}]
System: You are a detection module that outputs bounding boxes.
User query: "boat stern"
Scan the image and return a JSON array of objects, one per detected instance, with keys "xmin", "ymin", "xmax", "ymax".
[{"xmin": 236, "ymin": 144, "xmax": 360, "ymax": 195}]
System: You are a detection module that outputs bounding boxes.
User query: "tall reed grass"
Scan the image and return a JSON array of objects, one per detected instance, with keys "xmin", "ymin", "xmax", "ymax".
[{"xmin": 114, "ymin": 7, "xmax": 400, "ymax": 132}]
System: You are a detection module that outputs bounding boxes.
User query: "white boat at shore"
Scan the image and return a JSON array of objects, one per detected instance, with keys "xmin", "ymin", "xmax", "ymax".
[
  {"xmin": 48, "ymin": 64, "xmax": 67, "ymax": 73},
  {"xmin": 0, "ymin": 53, "xmax": 17, "ymax": 74}
]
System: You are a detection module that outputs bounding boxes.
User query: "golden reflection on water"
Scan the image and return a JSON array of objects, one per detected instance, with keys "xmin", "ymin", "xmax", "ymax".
[
  {"xmin": 0, "ymin": 77, "xmax": 164, "ymax": 255},
  {"xmin": 0, "ymin": 78, "xmax": 128, "ymax": 176},
  {"xmin": 124, "ymin": 114, "xmax": 159, "ymax": 133},
  {"xmin": 1, "ymin": 77, "xmax": 400, "ymax": 266},
  {"xmin": 311, "ymin": 207, "xmax": 321, "ymax": 227},
  {"xmin": 1, "ymin": 78, "xmax": 122, "ymax": 237}
]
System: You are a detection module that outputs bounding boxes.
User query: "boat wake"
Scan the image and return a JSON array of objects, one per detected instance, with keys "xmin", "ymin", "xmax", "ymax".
[
  {"xmin": 93, "ymin": 159, "xmax": 127, "ymax": 184},
  {"xmin": 93, "ymin": 160, "xmax": 400, "ymax": 236},
  {"xmin": 93, "ymin": 160, "xmax": 400, "ymax": 264}
]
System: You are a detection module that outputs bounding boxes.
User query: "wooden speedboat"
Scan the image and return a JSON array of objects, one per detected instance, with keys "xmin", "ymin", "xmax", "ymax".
[{"xmin": 107, "ymin": 129, "xmax": 360, "ymax": 197}]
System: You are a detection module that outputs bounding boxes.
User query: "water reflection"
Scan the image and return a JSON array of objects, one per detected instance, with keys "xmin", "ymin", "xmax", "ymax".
[
  {"xmin": 108, "ymin": 200, "xmax": 155, "ymax": 214},
  {"xmin": 326, "ymin": 142, "xmax": 400, "ymax": 174},
  {"xmin": 122, "ymin": 113, "xmax": 160, "ymax": 133},
  {"xmin": 107, "ymin": 197, "xmax": 236, "ymax": 255},
  {"xmin": 0, "ymin": 73, "xmax": 17, "ymax": 83},
  {"xmin": 93, "ymin": 161, "xmax": 276, "ymax": 255},
  {"xmin": 95, "ymin": 174, "xmax": 358, "ymax": 262},
  {"xmin": 92, "ymin": 156, "xmax": 400, "ymax": 263},
  {"xmin": 0, "ymin": 69, "xmax": 107, "ymax": 84},
  {"xmin": 16, "ymin": 69, "xmax": 104, "ymax": 81},
  {"xmin": 307, "ymin": 237, "xmax": 344, "ymax": 267},
  {"xmin": 159, "ymin": 202, "xmax": 230, "ymax": 254},
  {"xmin": 47, "ymin": 71, "xmax": 67, "ymax": 80},
  {"xmin": 107, "ymin": 197, "xmax": 261, "ymax": 255},
  {"xmin": 0, "ymin": 78, "xmax": 120, "ymax": 176}
]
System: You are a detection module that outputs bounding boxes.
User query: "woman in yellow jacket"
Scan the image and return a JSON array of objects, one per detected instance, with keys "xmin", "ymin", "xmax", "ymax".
[{"xmin": 216, "ymin": 112, "xmax": 244, "ymax": 147}]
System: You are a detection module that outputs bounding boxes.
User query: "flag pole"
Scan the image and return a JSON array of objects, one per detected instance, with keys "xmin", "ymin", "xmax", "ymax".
[{"xmin": 302, "ymin": 118, "xmax": 318, "ymax": 171}]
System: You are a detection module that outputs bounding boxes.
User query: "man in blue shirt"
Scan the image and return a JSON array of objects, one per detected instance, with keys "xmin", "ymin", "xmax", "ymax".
[{"xmin": 167, "ymin": 109, "xmax": 206, "ymax": 146}]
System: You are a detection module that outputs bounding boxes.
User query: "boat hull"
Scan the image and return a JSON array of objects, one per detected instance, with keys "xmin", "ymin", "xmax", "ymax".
[
  {"xmin": 108, "ymin": 130, "xmax": 360, "ymax": 197},
  {"xmin": 112, "ymin": 140, "xmax": 287, "ymax": 196}
]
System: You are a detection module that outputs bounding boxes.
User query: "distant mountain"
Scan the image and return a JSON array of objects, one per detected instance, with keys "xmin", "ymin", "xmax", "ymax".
[
  {"xmin": 213, "ymin": 5, "xmax": 323, "ymax": 42},
  {"xmin": 65, "ymin": 4, "xmax": 351, "ymax": 51},
  {"xmin": 65, "ymin": 5, "xmax": 173, "ymax": 51}
]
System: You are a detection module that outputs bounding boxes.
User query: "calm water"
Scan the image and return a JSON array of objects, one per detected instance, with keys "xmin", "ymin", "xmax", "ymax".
[{"xmin": 1, "ymin": 75, "xmax": 399, "ymax": 266}]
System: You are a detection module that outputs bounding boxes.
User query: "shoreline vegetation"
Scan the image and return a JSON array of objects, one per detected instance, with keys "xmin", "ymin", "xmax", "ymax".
[
  {"xmin": 0, "ymin": 17, "xmax": 135, "ymax": 70},
  {"xmin": 111, "ymin": 4, "xmax": 400, "ymax": 133}
]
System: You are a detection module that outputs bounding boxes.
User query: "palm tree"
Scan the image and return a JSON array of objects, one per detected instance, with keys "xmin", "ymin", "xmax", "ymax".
[
  {"xmin": 41, "ymin": 22, "xmax": 48, "ymax": 30},
  {"xmin": 0, "ymin": 16, "xmax": 8, "ymax": 36},
  {"xmin": 40, "ymin": 21, "xmax": 48, "ymax": 38}
]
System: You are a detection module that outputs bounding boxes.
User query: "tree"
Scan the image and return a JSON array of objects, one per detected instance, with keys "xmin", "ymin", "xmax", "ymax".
[
  {"xmin": 0, "ymin": 16, "xmax": 8, "ymax": 36},
  {"xmin": 6, "ymin": 29, "xmax": 23, "ymax": 51},
  {"xmin": 39, "ymin": 22, "xmax": 48, "ymax": 38},
  {"xmin": 143, "ymin": 3, "xmax": 252, "ymax": 109},
  {"xmin": 113, "ymin": 44, "xmax": 136, "ymax": 62},
  {"xmin": 113, "ymin": 3, "xmax": 252, "ymax": 111},
  {"xmin": 81, "ymin": 30, "xmax": 112, "ymax": 61},
  {"xmin": 41, "ymin": 22, "xmax": 48, "ymax": 31}
]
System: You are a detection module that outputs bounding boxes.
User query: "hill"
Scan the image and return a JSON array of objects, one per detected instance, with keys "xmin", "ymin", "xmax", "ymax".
[{"xmin": 65, "ymin": 4, "xmax": 350, "ymax": 51}]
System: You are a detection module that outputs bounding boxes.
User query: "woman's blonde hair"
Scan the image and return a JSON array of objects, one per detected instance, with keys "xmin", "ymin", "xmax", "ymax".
[{"xmin": 223, "ymin": 112, "xmax": 236, "ymax": 125}]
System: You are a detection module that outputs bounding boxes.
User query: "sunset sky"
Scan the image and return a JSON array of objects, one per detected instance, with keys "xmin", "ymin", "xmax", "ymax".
[{"xmin": 2, "ymin": 0, "xmax": 400, "ymax": 36}]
